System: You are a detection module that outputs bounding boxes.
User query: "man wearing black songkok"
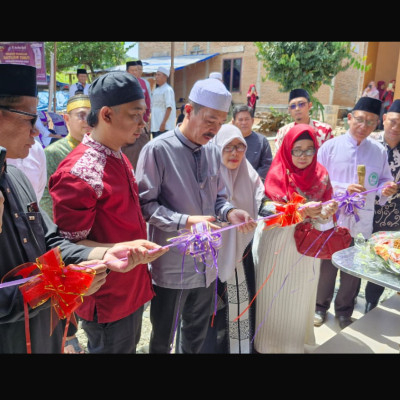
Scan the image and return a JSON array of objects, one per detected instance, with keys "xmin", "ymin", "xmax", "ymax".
[
  {"xmin": 49, "ymin": 71, "xmax": 167, "ymax": 353},
  {"xmin": 275, "ymin": 88, "xmax": 333, "ymax": 151},
  {"xmin": 69, "ymin": 68, "xmax": 91, "ymax": 96}
]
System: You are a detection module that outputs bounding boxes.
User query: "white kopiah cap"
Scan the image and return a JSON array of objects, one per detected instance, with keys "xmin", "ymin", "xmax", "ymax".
[
  {"xmin": 209, "ymin": 72, "xmax": 222, "ymax": 81},
  {"xmin": 157, "ymin": 66, "xmax": 170, "ymax": 77},
  {"xmin": 189, "ymin": 78, "xmax": 232, "ymax": 112}
]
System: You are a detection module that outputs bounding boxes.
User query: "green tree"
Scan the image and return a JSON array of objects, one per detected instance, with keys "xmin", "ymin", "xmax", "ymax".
[
  {"xmin": 44, "ymin": 42, "xmax": 135, "ymax": 79},
  {"xmin": 254, "ymin": 42, "xmax": 370, "ymax": 120}
]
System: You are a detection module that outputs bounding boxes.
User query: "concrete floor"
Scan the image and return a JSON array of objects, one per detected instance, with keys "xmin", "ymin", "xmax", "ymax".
[{"xmin": 308, "ymin": 278, "xmax": 398, "ymax": 353}]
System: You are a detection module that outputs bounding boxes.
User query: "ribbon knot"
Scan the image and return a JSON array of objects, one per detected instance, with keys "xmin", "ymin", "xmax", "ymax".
[
  {"xmin": 333, "ymin": 190, "xmax": 366, "ymax": 222},
  {"xmin": 1, "ymin": 247, "xmax": 95, "ymax": 353},
  {"xmin": 264, "ymin": 192, "xmax": 306, "ymax": 228},
  {"xmin": 167, "ymin": 221, "xmax": 222, "ymax": 266}
]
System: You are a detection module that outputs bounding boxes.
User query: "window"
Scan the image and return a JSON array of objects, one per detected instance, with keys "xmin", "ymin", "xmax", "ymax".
[
  {"xmin": 223, "ymin": 58, "xmax": 242, "ymax": 92},
  {"xmin": 190, "ymin": 45, "xmax": 204, "ymax": 55}
]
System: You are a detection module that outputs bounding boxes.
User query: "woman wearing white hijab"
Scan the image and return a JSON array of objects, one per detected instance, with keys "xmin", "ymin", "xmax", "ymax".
[{"xmin": 201, "ymin": 124, "xmax": 264, "ymax": 353}]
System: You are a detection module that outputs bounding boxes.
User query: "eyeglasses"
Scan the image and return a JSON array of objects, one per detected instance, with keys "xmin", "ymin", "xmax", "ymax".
[
  {"xmin": 351, "ymin": 114, "xmax": 378, "ymax": 127},
  {"xmin": 71, "ymin": 111, "xmax": 89, "ymax": 121},
  {"xmin": 386, "ymin": 118, "xmax": 400, "ymax": 128},
  {"xmin": 0, "ymin": 106, "xmax": 38, "ymax": 127},
  {"xmin": 223, "ymin": 143, "xmax": 246, "ymax": 153},
  {"xmin": 291, "ymin": 148, "xmax": 316, "ymax": 157},
  {"xmin": 288, "ymin": 101, "xmax": 308, "ymax": 110}
]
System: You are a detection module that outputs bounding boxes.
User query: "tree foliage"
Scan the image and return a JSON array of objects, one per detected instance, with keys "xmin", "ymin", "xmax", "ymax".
[
  {"xmin": 254, "ymin": 42, "xmax": 369, "ymax": 119},
  {"xmin": 44, "ymin": 42, "xmax": 134, "ymax": 76}
]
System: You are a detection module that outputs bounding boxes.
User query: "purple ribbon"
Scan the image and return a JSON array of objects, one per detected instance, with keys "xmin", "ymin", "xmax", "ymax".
[{"xmin": 333, "ymin": 190, "xmax": 366, "ymax": 222}]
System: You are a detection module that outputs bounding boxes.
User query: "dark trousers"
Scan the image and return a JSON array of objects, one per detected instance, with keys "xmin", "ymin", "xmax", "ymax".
[
  {"xmin": 198, "ymin": 279, "xmax": 229, "ymax": 354},
  {"xmin": 149, "ymin": 283, "xmax": 216, "ymax": 354},
  {"xmin": 365, "ymin": 281, "xmax": 385, "ymax": 305},
  {"xmin": 81, "ymin": 306, "xmax": 144, "ymax": 354},
  {"xmin": 316, "ymin": 258, "xmax": 361, "ymax": 318}
]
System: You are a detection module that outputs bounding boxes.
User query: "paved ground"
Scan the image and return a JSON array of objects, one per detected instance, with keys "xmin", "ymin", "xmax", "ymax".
[
  {"xmin": 75, "ymin": 277, "xmax": 396, "ymax": 354},
  {"xmin": 309, "ymin": 278, "xmax": 396, "ymax": 352}
]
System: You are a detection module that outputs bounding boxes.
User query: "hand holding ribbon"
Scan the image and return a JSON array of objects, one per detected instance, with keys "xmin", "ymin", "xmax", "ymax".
[
  {"xmin": 226, "ymin": 208, "xmax": 258, "ymax": 234},
  {"xmin": 167, "ymin": 221, "xmax": 222, "ymax": 266}
]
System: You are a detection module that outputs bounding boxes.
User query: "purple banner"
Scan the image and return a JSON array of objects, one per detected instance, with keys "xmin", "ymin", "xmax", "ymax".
[{"xmin": 0, "ymin": 42, "xmax": 47, "ymax": 85}]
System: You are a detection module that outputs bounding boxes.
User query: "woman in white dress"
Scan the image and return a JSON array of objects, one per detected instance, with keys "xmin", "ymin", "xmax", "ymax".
[
  {"xmin": 200, "ymin": 124, "xmax": 264, "ymax": 353},
  {"xmin": 252, "ymin": 124, "xmax": 338, "ymax": 353}
]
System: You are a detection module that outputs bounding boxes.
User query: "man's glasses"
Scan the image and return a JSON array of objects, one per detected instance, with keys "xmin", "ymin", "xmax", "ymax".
[
  {"xmin": 386, "ymin": 117, "xmax": 400, "ymax": 128},
  {"xmin": 0, "ymin": 106, "xmax": 38, "ymax": 127},
  {"xmin": 71, "ymin": 111, "xmax": 89, "ymax": 121},
  {"xmin": 291, "ymin": 148, "xmax": 316, "ymax": 157},
  {"xmin": 288, "ymin": 101, "xmax": 308, "ymax": 110},
  {"xmin": 351, "ymin": 114, "xmax": 378, "ymax": 127},
  {"xmin": 223, "ymin": 143, "xmax": 246, "ymax": 153}
]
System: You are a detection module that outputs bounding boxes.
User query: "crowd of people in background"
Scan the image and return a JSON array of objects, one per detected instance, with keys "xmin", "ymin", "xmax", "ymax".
[{"xmin": 1, "ymin": 60, "xmax": 399, "ymax": 355}]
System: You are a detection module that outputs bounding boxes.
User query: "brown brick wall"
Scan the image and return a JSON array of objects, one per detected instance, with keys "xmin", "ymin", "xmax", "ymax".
[{"xmin": 139, "ymin": 41, "xmax": 363, "ymax": 112}]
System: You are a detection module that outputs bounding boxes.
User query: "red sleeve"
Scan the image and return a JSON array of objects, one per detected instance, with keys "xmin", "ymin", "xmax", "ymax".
[{"xmin": 49, "ymin": 170, "xmax": 98, "ymax": 242}]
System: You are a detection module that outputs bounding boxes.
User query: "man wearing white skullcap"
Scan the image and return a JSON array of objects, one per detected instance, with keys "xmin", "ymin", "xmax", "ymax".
[
  {"xmin": 209, "ymin": 72, "xmax": 222, "ymax": 81},
  {"xmin": 136, "ymin": 78, "xmax": 257, "ymax": 353},
  {"xmin": 150, "ymin": 66, "xmax": 176, "ymax": 138}
]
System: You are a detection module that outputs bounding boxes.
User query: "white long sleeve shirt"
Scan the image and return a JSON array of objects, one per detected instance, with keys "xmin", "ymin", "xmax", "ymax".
[
  {"xmin": 7, "ymin": 139, "xmax": 47, "ymax": 201},
  {"xmin": 317, "ymin": 131, "xmax": 393, "ymax": 239}
]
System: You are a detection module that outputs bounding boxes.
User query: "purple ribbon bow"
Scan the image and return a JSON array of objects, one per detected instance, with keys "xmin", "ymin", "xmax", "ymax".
[
  {"xmin": 168, "ymin": 221, "xmax": 222, "ymax": 267},
  {"xmin": 333, "ymin": 190, "xmax": 366, "ymax": 222}
]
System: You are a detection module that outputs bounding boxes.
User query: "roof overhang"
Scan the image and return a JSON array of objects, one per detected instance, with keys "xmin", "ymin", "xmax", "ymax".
[{"xmin": 105, "ymin": 53, "xmax": 219, "ymax": 74}]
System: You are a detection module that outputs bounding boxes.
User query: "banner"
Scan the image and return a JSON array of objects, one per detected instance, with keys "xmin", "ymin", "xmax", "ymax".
[{"xmin": 0, "ymin": 42, "xmax": 47, "ymax": 85}]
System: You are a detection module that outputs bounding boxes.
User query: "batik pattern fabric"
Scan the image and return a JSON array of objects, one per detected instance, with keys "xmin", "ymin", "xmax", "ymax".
[{"xmin": 372, "ymin": 132, "xmax": 400, "ymax": 232}]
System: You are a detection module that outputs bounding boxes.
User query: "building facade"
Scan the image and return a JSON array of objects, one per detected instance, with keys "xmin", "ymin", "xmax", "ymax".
[{"xmin": 138, "ymin": 42, "xmax": 400, "ymax": 126}]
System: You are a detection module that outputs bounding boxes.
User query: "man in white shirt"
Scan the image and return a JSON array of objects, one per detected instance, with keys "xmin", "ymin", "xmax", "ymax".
[
  {"xmin": 69, "ymin": 69, "xmax": 91, "ymax": 96},
  {"xmin": 7, "ymin": 138, "xmax": 46, "ymax": 201},
  {"xmin": 314, "ymin": 97, "xmax": 397, "ymax": 329},
  {"xmin": 150, "ymin": 66, "xmax": 176, "ymax": 138}
]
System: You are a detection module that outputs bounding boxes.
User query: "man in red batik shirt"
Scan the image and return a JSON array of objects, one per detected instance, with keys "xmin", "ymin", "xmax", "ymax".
[{"xmin": 49, "ymin": 71, "xmax": 167, "ymax": 353}]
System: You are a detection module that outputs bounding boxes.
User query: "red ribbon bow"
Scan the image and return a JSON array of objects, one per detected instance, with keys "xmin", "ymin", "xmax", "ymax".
[
  {"xmin": 1, "ymin": 247, "xmax": 95, "ymax": 353},
  {"xmin": 264, "ymin": 192, "xmax": 306, "ymax": 228}
]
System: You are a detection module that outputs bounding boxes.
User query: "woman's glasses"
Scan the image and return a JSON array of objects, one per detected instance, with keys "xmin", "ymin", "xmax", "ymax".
[
  {"xmin": 291, "ymin": 148, "xmax": 316, "ymax": 157},
  {"xmin": 223, "ymin": 143, "xmax": 246, "ymax": 153}
]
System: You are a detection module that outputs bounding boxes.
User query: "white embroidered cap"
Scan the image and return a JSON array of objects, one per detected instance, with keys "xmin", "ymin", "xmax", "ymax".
[{"xmin": 189, "ymin": 78, "xmax": 232, "ymax": 112}]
